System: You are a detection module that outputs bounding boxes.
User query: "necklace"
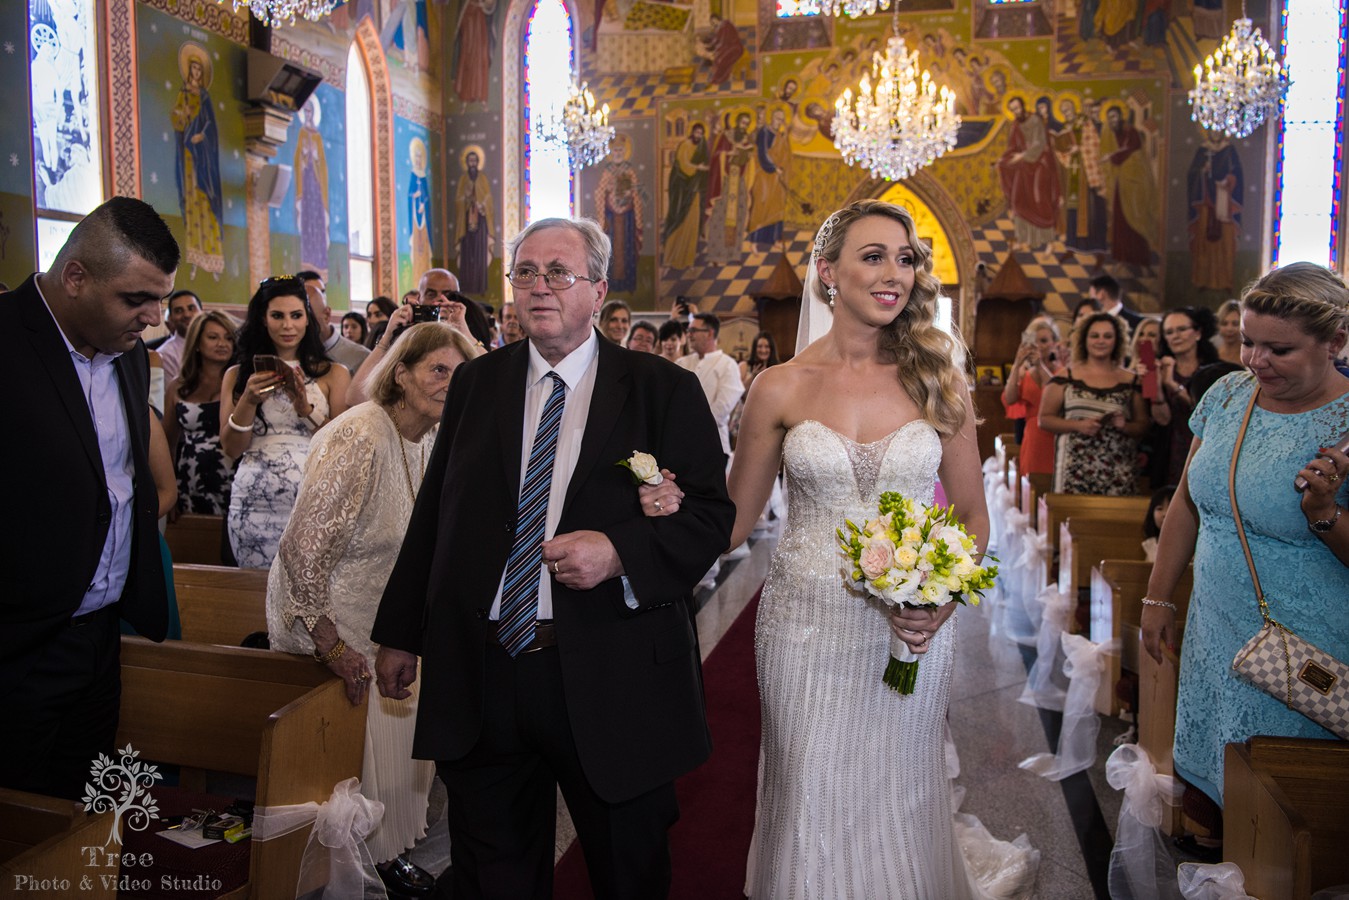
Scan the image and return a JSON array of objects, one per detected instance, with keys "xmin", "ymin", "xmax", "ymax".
[{"xmin": 386, "ymin": 406, "xmax": 427, "ymax": 501}]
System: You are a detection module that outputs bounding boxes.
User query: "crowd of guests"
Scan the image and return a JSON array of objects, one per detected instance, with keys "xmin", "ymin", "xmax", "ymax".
[
  {"xmin": 1001, "ymin": 274, "xmax": 1248, "ymax": 498},
  {"xmin": 11, "ymin": 195, "xmax": 1344, "ymax": 897}
]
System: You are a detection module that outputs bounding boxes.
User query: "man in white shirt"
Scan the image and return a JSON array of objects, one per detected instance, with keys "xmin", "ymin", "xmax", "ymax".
[
  {"xmin": 154, "ymin": 289, "xmax": 201, "ymax": 382},
  {"xmin": 676, "ymin": 312, "xmax": 743, "ymax": 458},
  {"xmin": 297, "ymin": 269, "xmax": 370, "ymax": 375}
]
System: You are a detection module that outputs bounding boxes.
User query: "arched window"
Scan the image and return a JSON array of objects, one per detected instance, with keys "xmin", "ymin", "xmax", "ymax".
[
  {"xmin": 523, "ymin": 0, "xmax": 575, "ymax": 222},
  {"xmin": 29, "ymin": 0, "xmax": 105, "ymax": 269},
  {"xmin": 1272, "ymin": 2, "xmax": 1347, "ymax": 268},
  {"xmin": 347, "ymin": 42, "xmax": 376, "ymax": 303}
]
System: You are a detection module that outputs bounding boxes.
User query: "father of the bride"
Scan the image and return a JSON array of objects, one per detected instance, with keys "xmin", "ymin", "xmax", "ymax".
[{"xmin": 373, "ymin": 216, "xmax": 733, "ymax": 899}]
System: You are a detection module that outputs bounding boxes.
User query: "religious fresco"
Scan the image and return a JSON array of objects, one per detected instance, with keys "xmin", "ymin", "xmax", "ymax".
[
  {"xmin": 578, "ymin": 121, "xmax": 660, "ymax": 299},
  {"xmin": 446, "ymin": 111, "xmax": 502, "ymax": 299},
  {"xmin": 0, "ymin": 0, "xmax": 36, "ymax": 287},
  {"xmin": 137, "ymin": 6, "xmax": 250, "ymax": 299},
  {"xmin": 28, "ymin": 0, "xmax": 101, "ymax": 217},
  {"xmin": 394, "ymin": 115, "xmax": 437, "ymax": 295}
]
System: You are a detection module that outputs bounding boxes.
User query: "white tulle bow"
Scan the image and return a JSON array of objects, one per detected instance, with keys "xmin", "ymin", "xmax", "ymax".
[{"xmin": 253, "ymin": 777, "xmax": 388, "ymax": 899}]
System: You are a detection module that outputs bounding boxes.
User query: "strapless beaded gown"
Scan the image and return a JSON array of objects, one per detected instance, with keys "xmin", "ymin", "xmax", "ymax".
[{"xmin": 747, "ymin": 419, "xmax": 973, "ymax": 899}]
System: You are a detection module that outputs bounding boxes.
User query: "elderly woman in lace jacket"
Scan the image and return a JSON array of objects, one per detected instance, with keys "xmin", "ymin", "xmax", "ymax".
[{"xmin": 265, "ymin": 322, "xmax": 482, "ymax": 888}]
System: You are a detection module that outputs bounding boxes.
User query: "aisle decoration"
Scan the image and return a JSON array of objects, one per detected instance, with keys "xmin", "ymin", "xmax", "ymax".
[{"xmin": 838, "ymin": 492, "xmax": 996, "ymax": 693}]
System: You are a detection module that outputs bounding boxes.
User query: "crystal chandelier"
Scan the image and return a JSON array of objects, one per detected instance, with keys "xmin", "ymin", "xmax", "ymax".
[
  {"xmin": 1187, "ymin": 12, "xmax": 1290, "ymax": 139},
  {"xmin": 832, "ymin": 25, "xmax": 960, "ymax": 182},
  {"xmin": 218, "ymin": 0, "xmax": 337, "ymax": 26},
  {"xmin": 534, "ymin": 80, "xmax": 615, "ymax": 169}
]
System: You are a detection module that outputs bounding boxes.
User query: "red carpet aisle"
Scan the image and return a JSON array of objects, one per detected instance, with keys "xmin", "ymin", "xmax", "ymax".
[{"xmin": 554, "ymin": 592, "xmax": 762, "ymax": 899}]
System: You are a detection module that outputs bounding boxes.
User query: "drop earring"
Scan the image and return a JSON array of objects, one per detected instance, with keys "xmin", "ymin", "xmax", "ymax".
[{"xmin": 826, "ymin": 285, "xmax": 837, "ymax": 308}]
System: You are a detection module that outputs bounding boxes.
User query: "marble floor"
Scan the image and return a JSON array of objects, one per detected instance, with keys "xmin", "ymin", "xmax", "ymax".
[{"xmin": 407, "ymin": 528, "xmax": 1192, "ymax": 898}]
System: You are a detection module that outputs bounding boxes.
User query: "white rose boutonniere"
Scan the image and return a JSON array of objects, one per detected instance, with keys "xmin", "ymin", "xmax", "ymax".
[{"xmin": 617, "ymin": 451, "xmax": 664, "ymax": 486}]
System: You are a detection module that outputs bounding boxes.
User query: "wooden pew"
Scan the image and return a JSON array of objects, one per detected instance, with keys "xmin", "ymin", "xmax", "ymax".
[
  {"xmin": 1007, "ymin": 458, "xmax": 1020, "ymax": 510},
  {"xmin": 994, "ymin": 432, "xmax": 1018, "ymax": 489},
  {"xmin": 0, "ymin": 790, "xmax": 116, "ymax": 898},
  {"xmin": 1036, "ymin": 493, "xmax": 1151, "ymax": 568},
  {"xmin": 173, "ymin": 564, "xmax": 269, "ymax": 647},
  {"xmin": 165, "ymin": 514, "xmax": 225, "ymax": 566},
  {"xmin": 1224, "ymin": 737, "xmax": 1349, "ymax": 899},
  {"xmin": 117, "ymin": 637, "xmax": 366, "ymax": 899},
  {"xmin": 1019, "ymin": 472, "xmax": 1052, "ymax": 531}
]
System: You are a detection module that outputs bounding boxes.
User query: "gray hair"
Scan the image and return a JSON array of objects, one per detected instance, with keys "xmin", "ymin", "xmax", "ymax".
[
  {"xmin": 367, "ymin": 322, "xmax": 482, "ymax": 407},
  {"xmin": 507, "ymin": 217, "xmax": 611, "ymax": 283}
]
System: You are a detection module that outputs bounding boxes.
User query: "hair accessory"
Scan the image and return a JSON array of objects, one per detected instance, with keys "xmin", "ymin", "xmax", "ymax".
[{"xmin": 812, "ymin": 212, "xmax": 843, "ymax": 259}]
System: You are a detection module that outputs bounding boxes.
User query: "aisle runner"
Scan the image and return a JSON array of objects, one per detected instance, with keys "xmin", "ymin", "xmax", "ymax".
[{"xmin": 554, "ymin": 592, "xmax": 763, "ymax": 899}]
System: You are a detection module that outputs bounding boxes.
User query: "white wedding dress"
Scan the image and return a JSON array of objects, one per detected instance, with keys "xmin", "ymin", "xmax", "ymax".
[{"xmin": 747, "ymin": 418, "xmax": 1033, "ymax": 899}]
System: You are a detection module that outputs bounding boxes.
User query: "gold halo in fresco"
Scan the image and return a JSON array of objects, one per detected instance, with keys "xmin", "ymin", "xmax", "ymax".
[{"xmin": 178, "ymin": 42, "xmax": 213, "ymax": 90}]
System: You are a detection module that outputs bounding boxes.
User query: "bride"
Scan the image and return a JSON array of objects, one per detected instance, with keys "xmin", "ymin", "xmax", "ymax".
[{"xmin": 651, "ymin": 199, "xmax": 1008, "ymax": 897}]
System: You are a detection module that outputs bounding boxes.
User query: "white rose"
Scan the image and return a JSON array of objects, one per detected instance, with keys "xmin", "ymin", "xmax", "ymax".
[
  {"xmin": 894, "ymin": 545, "xmax": 919, "ymax": 569},
  {"xmin": 920, "ymin": 580, "xmax": 948, "ymax": 604},
  {"xmin": 627, "ymin": 451, "xmax": 663, "ymax": 485}
]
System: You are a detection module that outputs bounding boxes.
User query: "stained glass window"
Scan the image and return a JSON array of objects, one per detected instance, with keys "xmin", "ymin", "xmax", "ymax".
[
  {"xmin": 524, "ymin": 0, "xmax": 574, "ymax": 222},
  {"xmin": 1273, "ymin": 1, "xmax": 1346, "ymax": 268},
  {"xmin": 347, "ymin": 42, "xmax": 375, "ymax": 303},
  {"xmin": 29, "ymin": 0, "xmax": 104, "ymax": 270}
]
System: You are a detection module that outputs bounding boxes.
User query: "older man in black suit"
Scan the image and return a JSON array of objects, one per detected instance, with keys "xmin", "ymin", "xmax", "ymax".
[
  {"xmin": 1, "ymin": 197, "xmax": 178, "ymax": 799},
  {"xmin": 374, "ymin": 217, "xmax": 733, "ymax": 899}
]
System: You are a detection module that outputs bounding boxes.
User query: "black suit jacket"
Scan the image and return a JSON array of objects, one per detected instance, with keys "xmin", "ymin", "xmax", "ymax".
[
  {"xmin": 1116, "ymin": 304, "xmax": 1145, "ymax": 333},
  {"xmin": 1, "ymin": 276, "xmax": 168, "ymax": 691},
  {"xmin": 372, "ymin": 333, "xmax": 734, "ymax": 803}
]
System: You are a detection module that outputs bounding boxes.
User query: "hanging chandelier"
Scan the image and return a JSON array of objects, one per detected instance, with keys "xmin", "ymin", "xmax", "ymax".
[
  {"xmin": 218, "ymin": 0, "xmax": 337, "ymax": 26},
  {"xmin": 534, "ymin": 80, "xmax": 615, "ymax": 169},
  {"xmin": 1187, "ymin": 12, "xmax": 1290, "ymax": 139},
  {"xmin": 832, "ymin": 24, "xmax": 960, "ymax": 182}
]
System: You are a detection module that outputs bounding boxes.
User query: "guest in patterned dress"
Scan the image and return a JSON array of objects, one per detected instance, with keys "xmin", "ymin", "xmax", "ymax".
[
  {"xmin": 267, "ymin": 322, "xmax": 482, "ymax": 895},
  {"xmin": 221, "ymin": 277, "xmax": 350, "ymax": 569},
  {"xmin": 163, "ymin": 310, "xmax": 237, "ymax": 517},
  {"xmin": 1040, "ymin": 312, "xmax": 1149, "ymax": 495}
]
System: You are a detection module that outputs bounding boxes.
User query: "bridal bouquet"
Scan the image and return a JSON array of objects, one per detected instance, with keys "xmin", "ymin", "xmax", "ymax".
[{"xmin": 838, "ymin": 492, "xmax": 997, "ymax": 694}]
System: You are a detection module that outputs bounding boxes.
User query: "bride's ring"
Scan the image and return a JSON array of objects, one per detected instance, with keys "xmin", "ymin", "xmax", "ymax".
[{"xmin": 655, "ymin": 500, "xmax": 664, "ymax": 512}]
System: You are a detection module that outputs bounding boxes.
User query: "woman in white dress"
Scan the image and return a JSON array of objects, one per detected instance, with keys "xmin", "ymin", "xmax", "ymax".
[
  {"xmin": 659, "ymin": 200, "xmax": 992, "ymax": 897},
  {"xmin": 221, "ymin": 277, "xmax": 350, "ymax": 568},
  {"xmin": 266, "ymin": 322, "xmax": 482, "ymax": 893}
]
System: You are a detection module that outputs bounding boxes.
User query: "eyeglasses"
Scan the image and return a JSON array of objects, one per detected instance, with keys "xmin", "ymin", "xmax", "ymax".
[
  {"xmin": 508, "ymin": 267, "xmax": 600, "ymax": 291},
  {"xmin": 1163, "ymin": 325, "xmax": 1194, "ymax": 337}
]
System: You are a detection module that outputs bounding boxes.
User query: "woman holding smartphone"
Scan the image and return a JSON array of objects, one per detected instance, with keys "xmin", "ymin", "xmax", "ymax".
[
  {"xmin": 221, "ymin": 276, "xmax": 350, "ymax": 568},
  {"xmin": 1002, "ymin": 316, "xmax": 1063, "ymax": 476},
  {"xmin": 1039, "ymin": 312, "xmax": 1149, "ymax": 495}
]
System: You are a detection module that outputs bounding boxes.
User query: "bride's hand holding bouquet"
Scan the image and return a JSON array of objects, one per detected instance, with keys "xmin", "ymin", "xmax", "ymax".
[{"xmin": 838, "ymin": 492, "xmax": 997, "ymax": 694}]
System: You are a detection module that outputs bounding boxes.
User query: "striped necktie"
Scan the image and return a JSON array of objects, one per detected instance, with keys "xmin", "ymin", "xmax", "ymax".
[{"xmin": 497, "ymin": 371, "xmax": 567, "ymax": 657}]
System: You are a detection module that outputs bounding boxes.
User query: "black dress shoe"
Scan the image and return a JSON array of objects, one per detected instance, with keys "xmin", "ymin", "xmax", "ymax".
[{"xmin": 378, "ymin": 855, "xmax": 435, "ymax": 897}]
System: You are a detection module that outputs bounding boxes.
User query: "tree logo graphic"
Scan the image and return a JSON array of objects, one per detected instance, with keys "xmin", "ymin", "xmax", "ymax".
[{"xmin": 82, "ymin": 744, "xmax": 163, "ymax": 847}]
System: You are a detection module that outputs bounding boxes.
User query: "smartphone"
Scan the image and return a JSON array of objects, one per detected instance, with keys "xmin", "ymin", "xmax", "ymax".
[
  {"xmin": 410, "ymin": 304, "xmax": 440, "ymax": 324},
  {"xmin": 1138, "ymin": 341, "xmax": 1158, "ymax": 400},
  {"xmin": 253, "ymin": 355, "xmax": 284, "ymax": 394}
]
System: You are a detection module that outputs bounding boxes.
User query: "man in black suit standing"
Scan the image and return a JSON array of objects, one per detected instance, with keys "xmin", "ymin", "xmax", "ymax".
[
  {"xmin": 1, "ymin": 197, "xmax": 178, "ymax": 799},
  {"xmin": 374, "ymin": 217, "xmax": 733, "ymax": 899},
  {"xmin": 1089, "ymin": 273, "xmax": 1144, "ymax": 333}
]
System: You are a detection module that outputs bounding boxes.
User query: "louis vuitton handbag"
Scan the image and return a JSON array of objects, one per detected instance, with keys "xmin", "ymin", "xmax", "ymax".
[{"xmin": 1227, "ymin": 387, "xmax": 1349, "ymax": 740}]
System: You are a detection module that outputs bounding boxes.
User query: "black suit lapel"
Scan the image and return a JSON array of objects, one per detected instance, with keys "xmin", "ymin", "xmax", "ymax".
[
  {"xmin": 564, "ymin": 338, "xmax": 629, "ymax": 513},
  {"xmin": 497, "ymin": 342, "xmax": 530, "ymax": 504},
  {"xmin": 115, "ymin": 349, "xmax": 151, "ymax": 480},
  {"xmin": 20, "ymin": 278, "xmax": 103, "ymax": 474}
]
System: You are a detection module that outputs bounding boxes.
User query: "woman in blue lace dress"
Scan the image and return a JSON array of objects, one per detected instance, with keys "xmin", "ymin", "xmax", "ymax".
[{"xmin": 1143, "ymin": 263, "xmax": 1349, "ymax": 816}]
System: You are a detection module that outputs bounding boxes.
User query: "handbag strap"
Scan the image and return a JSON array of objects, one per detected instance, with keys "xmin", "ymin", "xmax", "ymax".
[{"xmin": 1227, "ymin": 385, "xmax": 1278, "ymax": 627}]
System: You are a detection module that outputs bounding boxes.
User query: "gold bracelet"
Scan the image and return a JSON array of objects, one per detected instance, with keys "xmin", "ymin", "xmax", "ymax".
[
  {"xmin": 313, "ymin": 638, "xmax": 346, "ymax": 663},
  {"xmin": 1140, "ymin": 597, "xmax": 1178, "ymax": 612}
]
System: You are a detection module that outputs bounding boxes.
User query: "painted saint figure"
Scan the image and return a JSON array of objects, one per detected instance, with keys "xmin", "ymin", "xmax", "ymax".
[
  {"xmin": 593, "ymin": 135, "xmax": 645, "ymax": 292},
  {"xmin": 295, "ymin": 97, "xmax": 330, "ymax": 278},
  {"xmin": 409, "ymin": 137, "xmax": 433, "ymax": 282},
  {"xmin": 995, "ymin": 95, "xmax": 1060, "ymax": 251},
  {"xmin": 662, "ymin": 123, "xmax": 709, "ymax": 269},
  {"xmin": 172, "ymin": 42, "xmax": 225, "ymax": 280},
  {"xmin": 704, "ymin": 111, "xmax": 753, "ymax": 265},
  {"xmin": 1101, "ymin": 104, "xmax": 1158, "ymax": 266},
  {"xmin": 454, "ymin": 145, "xmax": 494, "ymax": 294},
  {"xmin": 1187, "ymin": 132, "xmax": 1243, "ymax": 291},
  {"xmin": 453, "ymin": 0, "xmax": 495, "ymax": 104},
  {"xmin": 746, "ymin": 106, "xmax": 791, "ymax": 251}
]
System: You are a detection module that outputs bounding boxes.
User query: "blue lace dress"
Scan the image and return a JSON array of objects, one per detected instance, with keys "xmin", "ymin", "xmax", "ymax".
[{"xmin": 1175, "ymin": 372, "xmax": 1349, "ymax": 805}]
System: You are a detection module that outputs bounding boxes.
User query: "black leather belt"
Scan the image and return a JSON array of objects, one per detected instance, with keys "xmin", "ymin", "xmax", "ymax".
[{"xmin": 491, "ymin": 619, "xmax": 557, "ymax": 653}]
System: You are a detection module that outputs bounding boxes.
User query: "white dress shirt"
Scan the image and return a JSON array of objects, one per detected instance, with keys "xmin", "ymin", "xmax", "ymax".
[
  {"xmin": 490, "ymin": 330, "xmax": 601, "ymax": 621},
  {"xmin": 676, "ymin": 348, "xmax": 744, "ymax": 455}
]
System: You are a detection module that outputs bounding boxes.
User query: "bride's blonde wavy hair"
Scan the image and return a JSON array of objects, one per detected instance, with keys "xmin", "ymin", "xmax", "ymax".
[{"xmin": 811, "ymin": 198, "xmax": 971, "ymax": 437}]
